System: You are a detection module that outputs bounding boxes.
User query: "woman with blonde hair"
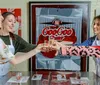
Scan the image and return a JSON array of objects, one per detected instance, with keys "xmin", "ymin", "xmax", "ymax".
[{"xmin": 0, "ymin": 10, "xmax": 46, "ymax": 77}]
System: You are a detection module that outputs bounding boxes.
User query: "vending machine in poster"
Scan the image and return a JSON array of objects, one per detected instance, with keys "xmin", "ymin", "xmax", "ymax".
[{"xmin": 29, "ymin": 2, "xmax": 90, "ymax": 71}]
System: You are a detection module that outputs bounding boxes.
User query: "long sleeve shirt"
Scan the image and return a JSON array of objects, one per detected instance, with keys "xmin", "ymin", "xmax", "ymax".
[{"xmin": 61, "ymin": 46, "xmax": 100, "ymax": 58}]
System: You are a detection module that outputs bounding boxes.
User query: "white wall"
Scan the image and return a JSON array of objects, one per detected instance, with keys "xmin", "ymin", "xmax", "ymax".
[{"xmin": 0, "ymin": 0, "xmax": 100, "ymax": 72}]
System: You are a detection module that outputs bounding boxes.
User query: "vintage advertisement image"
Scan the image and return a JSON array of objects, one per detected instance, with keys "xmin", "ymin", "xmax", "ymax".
[
  {"xmin": 29, "ymin": 2, "xmax": 90, "ymax": 71},
  {"xmin": 35, "ymin": 7, "xmax": 83, "ymax": 71}
]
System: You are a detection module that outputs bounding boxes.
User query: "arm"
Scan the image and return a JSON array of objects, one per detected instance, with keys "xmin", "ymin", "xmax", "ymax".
[
  {"xmin": 10, "ymin": 46, "xmax": 40, "ymax": 65},
  {"xmin": 61, "ymin": 46, "xmax": 100, "ymax": 57},
  {"xmin": 0, "ymin": 40, "xmax": 43, "ymax": 65},
  {"xmin": 50, "ymin": 40, "xmax": 100, "ymax": 58}
]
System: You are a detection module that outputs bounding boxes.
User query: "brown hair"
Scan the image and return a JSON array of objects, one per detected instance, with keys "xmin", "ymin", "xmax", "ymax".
[
  {"xmin": 2, "ymin": 12, "xmax": 15, "ymax": 21},
  {"xmin": 2, "ymin": 12, "xmax": 15, "ymax": 39},
  {"xmin": 93, "ymin": 15, "xmax": 100, "ymax": 22}
]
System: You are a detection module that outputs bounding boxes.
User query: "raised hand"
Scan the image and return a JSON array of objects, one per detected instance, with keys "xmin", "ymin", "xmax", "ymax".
[
  {"xmin": 37, "ymin": 40, "xmax": 55, "ymax": 52},
  {"xmin": 48, "ymin": 39, "xmax": 66, "ymax": 50},
  {"xmin": 35, "ymin": 43, "xmax": 51, "ymax": 52},
  {"xmin": 35, "ymin": 41, "xmax": 57, "ymax": 53},
  {"xmin": 35, "ymin": 40, "xmax": 66, "ymax": 57}
]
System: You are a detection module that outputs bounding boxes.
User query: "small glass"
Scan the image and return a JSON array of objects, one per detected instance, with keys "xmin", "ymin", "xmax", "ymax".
[
  {"xmin": 75, "ymin": 71, "xmax": 81, "ymax": 79},
  {"xmin": 16, "ymin": 72, "xmax": 22, "ymax": 80}
]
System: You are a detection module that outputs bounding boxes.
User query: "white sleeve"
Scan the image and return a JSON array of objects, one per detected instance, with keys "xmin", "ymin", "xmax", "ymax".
[{"xmin": 0, "ymin": 39, "xmax": 15, "ymax": 61}]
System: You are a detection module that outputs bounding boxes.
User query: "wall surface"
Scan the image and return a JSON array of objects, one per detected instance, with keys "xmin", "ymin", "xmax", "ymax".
[{"xmin": 0, "ymin": 0, "xmax": 100, "ymax": 72}]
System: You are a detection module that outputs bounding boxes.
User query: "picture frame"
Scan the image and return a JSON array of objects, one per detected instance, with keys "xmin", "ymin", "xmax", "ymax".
[{"xmin": 29, "ymin": 1, "xmax": 90, "ymax": 71}]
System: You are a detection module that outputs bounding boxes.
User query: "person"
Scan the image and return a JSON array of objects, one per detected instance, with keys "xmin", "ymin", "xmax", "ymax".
[
  {"xmin": 48, "ymin": 15, "xmax": 100, "ymax": 77},
  {"xmin": 79, "ymin": 15, "xmax": 100, "ymax": 77},
  {"xmin": 0, "ymin": 10, "xmax": 51, "ymax": 78}
]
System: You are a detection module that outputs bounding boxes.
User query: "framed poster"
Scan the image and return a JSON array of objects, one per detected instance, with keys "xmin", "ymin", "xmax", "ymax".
[{"xmin": 29, "ymin": 1, "xmax": 90, "ymax": 71}]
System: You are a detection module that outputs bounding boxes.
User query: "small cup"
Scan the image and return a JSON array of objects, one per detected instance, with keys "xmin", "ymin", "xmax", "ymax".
[{"xmin": 16, "ymin": 72, "xmax": 22, "ymax": 80}]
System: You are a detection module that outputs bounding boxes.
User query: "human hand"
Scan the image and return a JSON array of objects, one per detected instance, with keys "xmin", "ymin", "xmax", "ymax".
[
  {"xmin": 36, "ymin": 40, "xmax": 56, "ymax": 52},
  {"xmin": 48, "ymin": 39, "xmax": 66, "ymax": 50},
  {"xmin": 37, "ymin": 39, "xmax": 65, "ymax": 52},
  {"xmin": 35, "ymin": 43, "xmax": 50, "ymax": 53},
  {"xmin": 0, "ymin": 10, "xmax": 4, "ymax": 28},
  {"xmin": 0, "ymin": 39, "xmax": 10, "ymax": 60},
  {"xmin": 35, "ymin": 40, "xmax": 66, "ymax": 57}
]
